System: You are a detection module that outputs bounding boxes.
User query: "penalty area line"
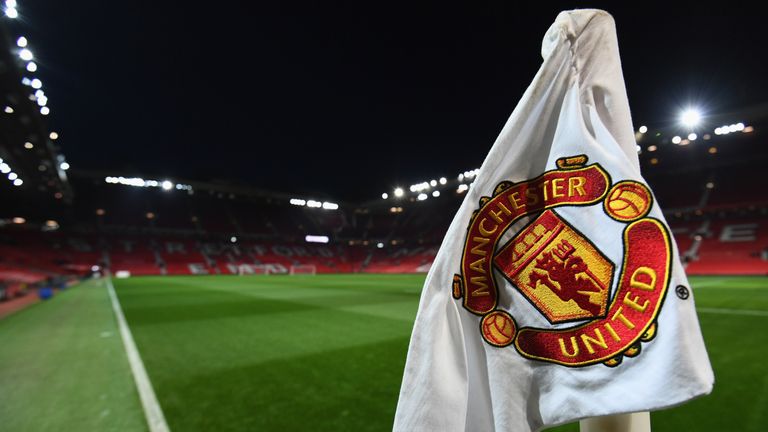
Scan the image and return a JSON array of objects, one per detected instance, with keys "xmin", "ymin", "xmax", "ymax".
[{"xmin": 106, "ymin": 276, "xmax": 171, "ymax": 432}]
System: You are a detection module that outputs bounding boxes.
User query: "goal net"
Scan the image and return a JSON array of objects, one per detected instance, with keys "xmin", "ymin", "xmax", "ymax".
[{"xmin": 289, "ymin": 264, "xmax": 317, "ymax": 275}]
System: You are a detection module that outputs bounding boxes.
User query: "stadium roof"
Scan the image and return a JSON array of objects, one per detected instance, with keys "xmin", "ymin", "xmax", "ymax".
[{"xmin": 10, "ymin": 2, "xmax": 768, "ymax": 201}]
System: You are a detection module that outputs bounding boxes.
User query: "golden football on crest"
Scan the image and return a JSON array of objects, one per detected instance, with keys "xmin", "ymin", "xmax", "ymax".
[
  {"xmin": 604, "ymin": 181, "xmax": 652, "ymax": 222},
  {"xmin": 481, "ymin": 311, "xmax": 516, "ymax": 347}
]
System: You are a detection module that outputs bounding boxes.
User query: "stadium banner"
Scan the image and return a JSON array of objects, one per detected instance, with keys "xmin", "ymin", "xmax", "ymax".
[{"xmin": 394, "ymin": 9, "xmax": 713, "ymax": 432}]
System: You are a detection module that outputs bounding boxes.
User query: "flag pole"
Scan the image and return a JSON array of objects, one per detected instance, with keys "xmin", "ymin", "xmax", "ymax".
[{"xmin": 579, "ymin": 412, "xmax": 651, "ymax": 432}]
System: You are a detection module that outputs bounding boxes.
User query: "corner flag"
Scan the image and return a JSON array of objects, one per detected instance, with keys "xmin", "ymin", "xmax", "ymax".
[{"xmin": 393, "ymin": 9, "xmax": 713, "ymax": 432}]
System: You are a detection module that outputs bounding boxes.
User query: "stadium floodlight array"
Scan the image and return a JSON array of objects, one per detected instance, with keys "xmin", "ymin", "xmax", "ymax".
[
  {"xmin": 290, "ymin": 198, "xmax": 340, "ymax": 210},
  {"xmin": 104, "ymin": 176, "xmax": 193, "ymax": 192},
  {"xmin": 0, "ymin": 158, "xmax": 23, "ymax": 186},
  {"xmin": 4, "ymin": 0, "xmax": 18, "ymax": 18},
  {"xmin": 714, "ymin": 123, "xmax": 747, "ymax": 135}
]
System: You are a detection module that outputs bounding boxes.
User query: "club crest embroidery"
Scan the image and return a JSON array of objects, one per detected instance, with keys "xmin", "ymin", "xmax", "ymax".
[{"xmin": 452, "ymin": 155, "xmax": 672, "ymax": 367}]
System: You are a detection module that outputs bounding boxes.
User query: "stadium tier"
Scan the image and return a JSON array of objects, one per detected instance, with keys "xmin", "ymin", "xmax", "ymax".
[{"xmin": 1, "ymin": 173, "xmax": 767, "ymax": 283}]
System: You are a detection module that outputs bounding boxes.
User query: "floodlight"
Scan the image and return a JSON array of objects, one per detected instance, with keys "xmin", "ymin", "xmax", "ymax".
[
  {"xmin": 31, "ymin": 78, "xmax": 42, "ymax": 89},
  {"xmin": 19, "ymin": 49, "xmax": 33, "ymax": 61},
  {"xmin": 432, "ymin": 190, "xmax": 440, "ymax": 197},
  {"xmin": 161, "ymin": 180, "xmax": 173, "ymax": 190},
  {"xmin": 439, "ymin": 177, "xmax": 447, "ymax": 185},
  {"xmin": 394, "ymin": 187, "xmax": 404, "ymax": 197},
  {"xmin": 26, "ymin": 62, "xmax": 36, "ymax": 72},
  {"xmin": 5, "ymin": 7, "xmax": 18, "ymax": 18},
  {"xmin": 680, "ymin": 108, "xmax": 701, "ymax": 129},
  {"xmin": 639, "ymin": 126, "xmax": 648, "ymax": 134},
  {"xmin": 16, "ymin": 36, "xmax": 27, "ymax": 47},
  {"xmin": 381, "ymin": 193, "xmax": 388, "ymax": 199}
]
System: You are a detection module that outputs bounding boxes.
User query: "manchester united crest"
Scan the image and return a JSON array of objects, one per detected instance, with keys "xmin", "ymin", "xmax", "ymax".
[{"xmin": 452, "ymin": 155, "xmax": 672, "ymax": 367}]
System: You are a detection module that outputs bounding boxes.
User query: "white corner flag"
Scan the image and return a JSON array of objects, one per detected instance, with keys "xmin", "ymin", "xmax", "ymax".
[{"xmin": 393, "ymin": 9, "xmax": 713, "ymax": 432}]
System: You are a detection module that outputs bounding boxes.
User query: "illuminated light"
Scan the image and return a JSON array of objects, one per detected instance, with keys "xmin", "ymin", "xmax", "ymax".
[
  {"xmin": 417, "ymin": 193, "xmax": 428, "ymax": 201},
  {"xmin": 8, "ymin": 172, "xmax": 18, "ymax": 180},
  {"xmin": 638, "ymin": 125, "xmax": 648, "ymax": 134},
  {"xmin": 37, "ymin": 96, "xmax": 47, "ymax": 106},
  {"xmin": 91, "ymin": 265, "xmax": 101, "ymax": 272},
  {"xmin": 289, "ymin": 198, "xmax": 306, "ymax": 206},
  {"xmin": 230, "ymin": 236, "xmax": 237, "ymax": 243},
  {"xmin": 679, "ymin": 139, "xmax": 690, "ymax": 146},
  {"xmin": 40, "ymin": 107, "xmax": 50, "ymax": 115},
  {"xmin": 306, "ymin": 200, "xmax": 322, "ymax": 208},
  {"xmin": 708, "ymin": 147, "xmax": 717, "ymax": 154},
  {"xmin": 35, "ymin": 89, "xmax": 44, "ymax": 98},
  {"xmin": 647, "ymin": 145, "xmax": 657, "ymax": 152},
  {"xmin": 714, "ymin": 127, "xmax": 722, "ymax": 135},
  {"xmin": 0, "ymin": 163, "xmax": 10, "ymax": 173},
  {"xmin": 305, "ymin": 235, "xmax": 330, "ymax": 244},
  {"xmin": 45, "ymin": 220, "xmax": 58, "ymax": 228},
  {"xmin": 60, "ymin": 162, "xmax": 70, "ymax": 170},
  {"xmin": 5, "ymin": 7, "xmax": 18, "ymax": 18},
  {"xmin": 161, "ymin": 180, "xmax": 173, "ymax": 190},
  {"xmin": 636, "ymin": 145, "xmax": 641, "ymax": 153},
  {"xmin": 3, "ymin": 106, "xmax": 12, "ymax": 113},
  {"xmin": 377, "ymin": 242, "xmax": 384, "ymax": 249},
  {"xmin": 21, "ymin": 77, "xmax": 31, "ymax": 86},
  {"xmin": 743, "ymin": 126, "xmax": 754, "ymax": 133},
  {"xmin": 439, "ymin": 177, "xmax": 447, "ymax": 185},
  {"xmin": 12, "ymin": 217, "xmax": 25, "ymax": 224},
  {"xmin": 650, "ymin": 158, "xmax": 659, "ymax": 165},
  {"xmin": 322, "ymin": 202, "xmax": 339, "ymax": 210},
  {"xmin": 688, "ymin": 133, "xmax": 697, "ymax": 141},
  {"xmin": 706, "ymin": 182, "xmax": 715, "ymax": 189},
  {"xmin": 394, "ymin": 187, "xmax": 404, "ymax": 197},
  {"xmin": 24, "ymin": 142, "xmax": 33, "ymax": 149},
  {"xmin": 389, "ymin": 207, "xmax": 403, "ymax": 213},
  {"xmin": 26, "ymin": 62, "xmax": 36, "ymax": 72},
  {"xmin": 735, "ymin": 123, "xmax": 745, "ymax": 131},
  {"xmin": 16, "ymin": 36, "xmax": 27, "ymax": 47},
  {"xmin": 146, "ymin": 212, "xmax": 155, "ymax": 219},
  {"xmin": 409, "ymin": 185, "xmax": 417, "ymax": 192},
  {"xmin": 96, "ymin": 208, "xmax": 106, "ymax": 216},
  {"xmin": 458, "ymin": 174, "xmax": 464, "ymax": 181},
  {"xmin": 457, "ymin": 184, "xmax": 469, "ymax": 193},
  {"xmin": 30, "ymin": 78, "xmax": 42, "ymax": 89},
  {"xmin": 49, "ymin": 131, "xmax": 58, "ymax": 140},
  {"xmin": 671, "ymin": 136, "xmax": 682, "ymax": 144},
  {"xmin": 430, "ymin": 179, "xmax": 437, "ymax": 187},
  {"xmin": 432, "ymin": 190, "xmax": 440, "ymax": 197},
  {"xmin": 13, "ymin": 179, "xmax": 22, "ymax": 186},
  {"xmin": 680, "ymin": 108, "xmax": 701, "ymax": 128},
  {"xmin": 381, "ymin": 193, "xmax": 388, "ymax": 199},
  {"xmin": 703, "ymin": 134, "xmax": 711, "ymax": 140}
]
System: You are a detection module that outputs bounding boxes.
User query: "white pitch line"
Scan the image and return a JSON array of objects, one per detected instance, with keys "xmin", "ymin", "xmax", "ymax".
[
  {"xmin": 698, "ymin": 307, "xmax": 768, "ymax": 317},
  {"xmin": 106, "ymin": 277, "xmax": 171, "ymax": 432}
]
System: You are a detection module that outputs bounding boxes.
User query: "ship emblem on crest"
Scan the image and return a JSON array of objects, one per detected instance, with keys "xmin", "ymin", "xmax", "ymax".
[{"xmin": 452, "ymin": 155, "xmax": 672, "ymax": 367}]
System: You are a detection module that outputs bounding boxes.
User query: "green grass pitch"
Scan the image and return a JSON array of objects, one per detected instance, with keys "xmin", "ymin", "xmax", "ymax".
[{"xmin": 0, "ymin": 274, "xmax": 766, "ymax": 431}]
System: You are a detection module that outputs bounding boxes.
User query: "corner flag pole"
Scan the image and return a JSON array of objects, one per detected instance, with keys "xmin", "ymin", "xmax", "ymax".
[{"xmin": 580, "ymin": 412, "xmax": 651, "ymax": 432}]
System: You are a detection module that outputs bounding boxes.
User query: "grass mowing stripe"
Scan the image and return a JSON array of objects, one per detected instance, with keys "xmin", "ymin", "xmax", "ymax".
[
  {"xmin": 107, "ymin": 277, "xmax": 171, "ymax": 432},
  {"xmin": 697, "ymin": 307, "xmax": 768, "ymax": 317}
]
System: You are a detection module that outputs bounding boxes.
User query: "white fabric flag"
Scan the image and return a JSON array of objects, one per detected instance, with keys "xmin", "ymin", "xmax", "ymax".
[{"xmin": 394, "ymin": 9, "xmax": 713, "ymax": 432}]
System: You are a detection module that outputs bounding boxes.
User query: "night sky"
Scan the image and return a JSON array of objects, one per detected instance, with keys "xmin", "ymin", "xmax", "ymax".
[{"xmin": 15, "ymin": 1, "xmax": 767, "ymax": 201}]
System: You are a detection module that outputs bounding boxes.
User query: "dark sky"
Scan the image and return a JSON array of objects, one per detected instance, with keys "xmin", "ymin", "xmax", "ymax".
[{"xmin": 15, "ymin": 1, "xmax": 767, "ymax": 201}]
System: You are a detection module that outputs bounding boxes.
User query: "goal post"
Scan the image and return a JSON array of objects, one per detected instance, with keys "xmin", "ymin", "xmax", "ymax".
[
  {"xmin": 236, "ymin": 264, "xmax": 273, "ymax": 275},
  {"xmin": 289, "ymin": 264, "xmax": 317, "ymax": 275}
]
